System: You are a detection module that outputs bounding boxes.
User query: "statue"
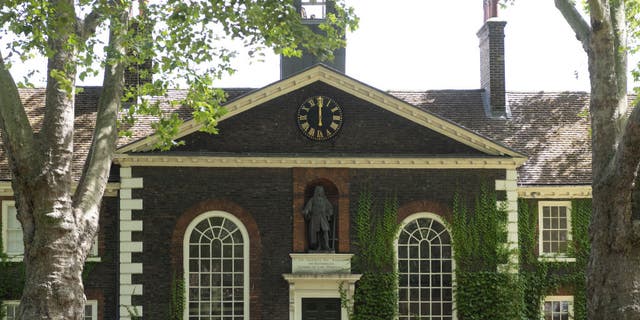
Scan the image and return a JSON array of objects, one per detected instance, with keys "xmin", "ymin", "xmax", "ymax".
[{"xmin": 302, "ymin": 186, "xmax": 334, "ymax": 252}]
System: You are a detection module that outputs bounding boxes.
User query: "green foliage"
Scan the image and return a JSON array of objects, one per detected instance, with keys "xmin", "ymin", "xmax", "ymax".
[
  {"xmin": 0, "ymin": 0, "xmax": 359, "ymax": 148},
  {"xmin": 451, "ymin": 186, "xmax": 522, "ymax": 320},
  {"xmin": 517, "ymin": 199, "xmax": 591, "ymax": 320},
  {"xmin": 451, "ymin": 187, "xmax": 509, "ymax": 272},
  {"xmin": 169, "ymin": 271, "xmax": 185, "ymax": 320},
  {"xmin": 455, "ymin": 271, "xmax": 521, "ymax": 320},
  {"xmin": 352, "ymin": 272, "xmax": 397, "ymax": 320},
  {"xmin": 0, "ymin": 219, "xmax": 25, "ymax": 302},
  {"xmin": 352, "ymin": 188, "xmax": 400, "ymax": 320},
  {"xmin": 0, "ymin": 261, "xmax": 25, "ymax": 300}
]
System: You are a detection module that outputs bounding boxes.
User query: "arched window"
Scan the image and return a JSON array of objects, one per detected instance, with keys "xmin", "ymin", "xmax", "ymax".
[
  {"xmin": 183, "ymin": 211, "xmax": 249, "ymax": 319},
  {"xmin": 397, "ymin": 213, "xmax": 454, "ymax": 320}
]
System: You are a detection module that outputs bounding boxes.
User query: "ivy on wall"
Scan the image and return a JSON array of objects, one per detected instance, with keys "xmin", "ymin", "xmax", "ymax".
[
  {"xmin": 351, "ymin": 188, "xmax": 399, "ymax": 320},
  {"xmin": 169, "ymin": 271, "xmax": 185, "ymax": 320},
  {"xmin": 0, "ymin": 220, "xmax": 25, "ymax": 319},
  {"xmin": 0, "ymin": 220, "xmax": 102, "ymax": 318},
  {"xmin": 450, "ymin": 187, "xmax": 522, "ymax": 320},
  {"xmin": 518, "ymin": 198, "xmax": 590, "ymax": 320}
]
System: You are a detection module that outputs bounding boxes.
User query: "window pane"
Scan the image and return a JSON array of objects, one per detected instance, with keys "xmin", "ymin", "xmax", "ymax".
[
  {"xmin": 7, "ymin": 207, "xmax": 19, "ymax": 228},
  {"xmin": 8, "ymin": 230, "xmax": 24, "ymax": 253},
  {"xmin": 6, "ymin": 303, "xmax": 18, "ymax": 320},
  {"xmin": 397, "ymin": 217, "xmax": 453, "ymax": 318},
  {"xmin": 186, "ymin": 215, "xmax": 246, "ymax": 319}
]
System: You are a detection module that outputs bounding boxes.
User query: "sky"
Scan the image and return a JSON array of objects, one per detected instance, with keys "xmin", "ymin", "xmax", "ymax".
[
  {"xmin": 3, "ymin": 1, "xmax": 610, "ymax": 92},
  {"xmin": 214, "ymin": 1, "xmax": 593, "ymax": 92}
]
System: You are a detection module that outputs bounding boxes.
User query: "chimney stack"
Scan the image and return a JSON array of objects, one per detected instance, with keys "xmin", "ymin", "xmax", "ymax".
[
  {"xmin": 478, "ymin": 0, "xmax": 507, "ymax": 118},
  {"xmin": 280, "ymin": 0, "xmax": 346, "ymax": 79},
  {"xmin": 125, "ymin": 1, "xmax": 153, "ymax": 89}
]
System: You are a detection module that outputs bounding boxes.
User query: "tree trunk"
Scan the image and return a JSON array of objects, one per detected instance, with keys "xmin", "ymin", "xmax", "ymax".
[
  {"xmin": 18, "ymin": 202, "xmax": 87, "ymax": 320},
  {"xmin": 14, "ymin": 181, "xmax": 96, "ymax": 320},
  {"xmin": 588, "ymin": 183, "xmax": 640, "ymax": 320}
]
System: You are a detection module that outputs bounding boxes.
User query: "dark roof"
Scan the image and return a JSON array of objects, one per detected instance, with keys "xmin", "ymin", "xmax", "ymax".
[
  {"xmin": 3, "ymin": 87, "xmax": 593, "ymax": 185},
  {"xmin": 390, "ymin": 90, "xmax": 591, "ymax": 185}
]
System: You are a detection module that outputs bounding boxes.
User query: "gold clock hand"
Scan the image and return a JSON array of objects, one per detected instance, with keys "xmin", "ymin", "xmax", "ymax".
[{"xmin": 318, "ymin": 96, "xmax": 323, "ymax": 127}]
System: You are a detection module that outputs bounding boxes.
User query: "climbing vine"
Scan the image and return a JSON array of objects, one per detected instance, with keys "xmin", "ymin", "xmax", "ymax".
[
  {"xmin": 450, "ymin": 186, "xmax": 522, "ymax": 320},
  {"xmin": 169, "ymin": 271, "xmax": 185, "ymax": 320},
  {"xmin": 518, "ymin": 198, "xmax": 590, "ymax": 320},
  {"xmin": 0, "ymin": 219, "xmax": 25, "ymax": 319},
  {"xmin": 351, "ymin": 188, "xmax": 400, "ymax": 320}
]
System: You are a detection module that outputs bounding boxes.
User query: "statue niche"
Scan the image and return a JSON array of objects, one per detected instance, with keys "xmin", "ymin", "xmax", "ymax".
[{"xmin": 302, "ymin": 183, "xmax": 338, "ymax": 252}]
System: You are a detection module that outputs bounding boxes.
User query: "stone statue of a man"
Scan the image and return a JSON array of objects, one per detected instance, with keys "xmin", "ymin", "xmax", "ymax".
[{"xmin": 302, "ymin": 186, "xmax": 334, "ymax": 251}]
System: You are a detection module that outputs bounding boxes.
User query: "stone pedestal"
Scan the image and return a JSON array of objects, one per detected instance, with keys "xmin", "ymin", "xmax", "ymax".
[{"xmin": 283, "ymin": 254, "xmax": 361, "ymax": 320}]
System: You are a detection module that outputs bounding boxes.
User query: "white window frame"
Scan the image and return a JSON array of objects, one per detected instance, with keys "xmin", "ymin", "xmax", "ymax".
[
  {"xmin": 395, "ymin": 212, "xmax": 456, "ymax": 320},
  {"xmin": 542, "ymin": 295, "xmax": 573, "ymax": 320},
  {"xmin": 2, "ymin": 300, "xmax": 20, "ymax": 320},
  {"xmin": 183, "ymin": 211, "xmax": 250, "ymax": 320},
  {"xmin": 2, "ymin": 201, "xmax": 100, "ymax": 262},
  {"xmin": 538, "ymin": 201, "xmax": 575, "ymax": 262},
  {"xmin": 300, "ymin": 0, "xmax": 326, "ymax": 21},
  {"xmin": 84, "ymin": 300, "xmax": 98, "ymax": 320},
  {"xmin": 2, "ymin": 201, "xmax": 22, "ymax": 261}
]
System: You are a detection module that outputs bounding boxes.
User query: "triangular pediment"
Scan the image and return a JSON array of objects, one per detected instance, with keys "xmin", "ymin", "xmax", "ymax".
[{"xmin": 117, "ymin": 65, "xmax": 525, "ymax": 162}]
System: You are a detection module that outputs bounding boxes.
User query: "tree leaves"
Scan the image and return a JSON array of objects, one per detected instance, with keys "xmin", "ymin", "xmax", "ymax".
[{"xmin": 1, "ymin": 0, "xmax": 358, "ymax": 147}]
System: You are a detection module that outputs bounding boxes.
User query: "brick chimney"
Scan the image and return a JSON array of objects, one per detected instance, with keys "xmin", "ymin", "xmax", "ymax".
[
  {"xmin": 124, "ymin": 1, "xmax": 153, "ymax": 88},
  {"xmin": 280, "ymin": 0, "xmax": 346, "ymax": 78},
  {"xmin": 478, "ymin": 0, "xmax": 507, "ymax": 118}
]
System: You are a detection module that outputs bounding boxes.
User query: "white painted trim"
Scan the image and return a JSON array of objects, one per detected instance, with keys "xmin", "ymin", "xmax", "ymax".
[
  {"xmin": 542, "ymin": 295, "xmax": 574, "ymax": 319},
  {"xmin": 538, "ymin": 201, "xmax": 573, "ymax": 261},
  {"xmin": 518, "ymin": 185, "xmax": 591, "ymax": 199},
  {"xmin": 117, "ymin": 65, "xmax": 524, "ymax": 158},
  {"xmin": 0, "ymin": 184, "xmax": 12, "ymax": 197},
  {"xmin": 85, "ymin": 299, "xmax": 98, "ymax": 320},
  {"xmin": 498, "ymin": 169, "xmax": 519, "ymax": 270},
  {"xmin": 396, "ymin": 212, "xmax": 457, "ymax": 320},
  {"xmin": 0, "ymin": 182, "xmax": 120, "ymax": 197},
  {"xmin": 2, "ymin": 300, "xmax": 20, "ymax": 320},
  {"xmin": 118, "ymin": 167, "xmax": 143, "ymax": 320},
  {"xmin": 114, "ymin": 154, "xmax": 526, "ymax": 169},
  {"xmin": 183, "ymin": 211, "xmax": 250, "ymax": 320},
  {"xmin": 282, "ymin": 274, "xmax": 361, "ymax": 320},
  {"xmin": 1, "ymin": 201, "xmax": 16, "ymax": 257}
]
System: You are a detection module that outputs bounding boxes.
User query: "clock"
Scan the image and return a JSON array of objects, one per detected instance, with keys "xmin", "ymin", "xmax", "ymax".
[{"xmin": 296, "ymin": 95, "xmax": 343, "ymax": 141}]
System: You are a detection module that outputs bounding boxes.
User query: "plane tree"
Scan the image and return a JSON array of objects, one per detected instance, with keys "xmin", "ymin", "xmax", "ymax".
[{"xmin": 0, "ymin": 0, "xmax": 357, "ymax": 318}]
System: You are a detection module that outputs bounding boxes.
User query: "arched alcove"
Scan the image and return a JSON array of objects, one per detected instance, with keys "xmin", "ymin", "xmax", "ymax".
[{"xmin": 303, "ymin": 179, "xmax": 339, "ymax": 252}]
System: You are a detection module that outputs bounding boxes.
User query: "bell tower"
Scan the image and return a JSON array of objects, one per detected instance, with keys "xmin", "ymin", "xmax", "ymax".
[{"xmin": 280, "ymin": 0, "xmax": 346, "ymax": 78}]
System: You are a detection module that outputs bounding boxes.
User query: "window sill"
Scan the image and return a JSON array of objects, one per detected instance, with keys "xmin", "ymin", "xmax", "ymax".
[
  {"xmin": 1, "ymin": 255, "xmax": 23, "ymax": 262},
  {"xmin": 538, "ymin": 255, "xmax": 576, "ymax": 263}
]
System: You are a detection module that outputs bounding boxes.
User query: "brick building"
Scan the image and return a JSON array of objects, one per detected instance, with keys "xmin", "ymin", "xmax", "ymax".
[{"xmin": 1, "ymin": 1, "xmax": 589, "ymax": 320}]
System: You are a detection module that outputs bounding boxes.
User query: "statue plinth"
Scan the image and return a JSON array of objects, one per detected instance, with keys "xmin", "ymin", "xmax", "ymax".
[
  {"xmin": 283, "ymin": 253, "xmax": 360, "ymax": 320},
  {"xmin": 290, "ymin": 253, "xmax": 352, "ymax": 274}
]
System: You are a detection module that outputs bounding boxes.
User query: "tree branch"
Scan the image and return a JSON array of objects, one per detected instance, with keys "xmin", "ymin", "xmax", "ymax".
[
  {"xmin": 613, "ymin": 104, "xmax": 640, "ymax": 188},
  {"xmin": 0, "ymin": 50, "xmax": 39, "ymax": 175},
  {"xmin": 77, "ymin": 10, "xmax": 103, "ymax": 42},
  {"xmin": 555, "ymin": 0, "xmax": 591, "ymax": 52},
  {"xmin": 610, "ymin": 0, "xmax": 629, "ymax": 138},
  {"xmin": 73, "ymin": 10, "xmax": 127, "ymax": 227}
]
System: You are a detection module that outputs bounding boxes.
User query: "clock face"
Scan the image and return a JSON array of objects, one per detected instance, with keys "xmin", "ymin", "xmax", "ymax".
[{"xmin": 296, "ymin": 95, "xmax": 343, "ymax": 141}]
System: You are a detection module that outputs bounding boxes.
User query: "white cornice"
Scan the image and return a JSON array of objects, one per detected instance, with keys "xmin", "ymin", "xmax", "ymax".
[
  {"xmin": 517, "ymin": 185, "xmax": 591, "ymax": 199},
  {"xmin": 0, "ymin": 182, "xmax": 120, "ymax": 197},
  {"xmin": 117, "ymin": 65, "xmax": 524, "ymax": 159},
  {"xmin": 113, "ymin": 154, "xmax": 526, "ymax": 169}
]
